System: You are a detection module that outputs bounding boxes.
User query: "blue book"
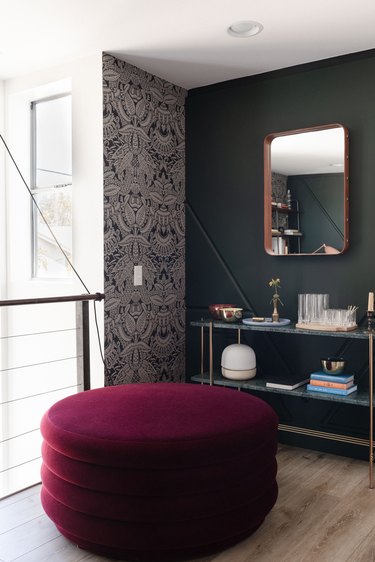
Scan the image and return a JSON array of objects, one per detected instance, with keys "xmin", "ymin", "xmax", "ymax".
[
  {"xmin": 310, "ymin": 372, "xmax": 354, "ymax": 384},
  {"xmin": 307, "ymin": 384, "xmax": 357, "ymax": 396}
]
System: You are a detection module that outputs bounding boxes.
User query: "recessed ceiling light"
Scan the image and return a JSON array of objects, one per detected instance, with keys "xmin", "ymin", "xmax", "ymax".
[{"xmin": 227, "ymin": 20, "xmax": 263, "ymax": 38}]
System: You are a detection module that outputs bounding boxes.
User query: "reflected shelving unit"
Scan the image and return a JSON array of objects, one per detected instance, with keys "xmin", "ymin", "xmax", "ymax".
[{"xmin": 271, "ymin": 200, "xmax": 302, "ymax": 254}]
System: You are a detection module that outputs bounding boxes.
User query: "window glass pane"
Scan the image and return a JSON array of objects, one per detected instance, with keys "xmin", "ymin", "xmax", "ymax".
[
  {"xmin": 34, "ymin": 187, "xmax": 72, "ymax": 278},
  {"xmin": 34, "ymin": 96, "xmax": 72, "ymax": 189},
  {"xmin": 32, "ymin": 93, "xmax": 72, "ymax": 279}
]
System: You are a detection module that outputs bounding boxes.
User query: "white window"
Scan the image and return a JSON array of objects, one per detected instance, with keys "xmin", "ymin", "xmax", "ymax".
[{"xmin": 31, "ymin": 94, "xmax": 72, "ymax": 278}]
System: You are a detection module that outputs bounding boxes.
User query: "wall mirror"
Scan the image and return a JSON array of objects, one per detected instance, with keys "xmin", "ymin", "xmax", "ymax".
[{"xmin": 264, "ymin": 124, "xmax": 349, "ymax": 256}]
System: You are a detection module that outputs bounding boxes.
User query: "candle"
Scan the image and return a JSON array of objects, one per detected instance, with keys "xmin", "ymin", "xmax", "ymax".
[{"xmin": 368, "ymin": 292, "xmax": 374, "ymax": 312}]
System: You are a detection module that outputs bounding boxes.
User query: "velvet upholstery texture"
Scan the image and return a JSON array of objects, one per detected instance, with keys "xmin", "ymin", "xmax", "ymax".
[{"xmin": 40, "ymin": 383, "xmax": 278, "ymax": 561}]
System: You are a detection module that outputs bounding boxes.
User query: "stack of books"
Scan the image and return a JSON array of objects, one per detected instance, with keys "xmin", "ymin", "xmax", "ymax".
[
  {"xmin": 307, "ymin": 372, "xmax": 357, "ymax": 396},
  {"xmin": 271, "ymin": 236, "xmax": 288, "ymax": 255}
]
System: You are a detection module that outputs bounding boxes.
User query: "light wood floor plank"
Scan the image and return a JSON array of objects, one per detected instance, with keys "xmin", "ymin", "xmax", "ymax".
[
  {"xmin": 0, "ymin": 490, "xmax": 45, "ymax": 534},
  {"xmin": 0, "ymin": 514, "xmax": 60, "ymax": 561},
  {"xmin": 347, "ymin": 526, "xmax": 375, "ymax": 562},
  {"xmin": 0, "ymin": 445, "xmax": 374, "ymax": 562},
  {"xmin": 8, "ymin": 536, "xmax": 90, "ymax": 562},
  {"xmin": 0, "ymin": 485, "xmax": 41, "ymax": 509}
]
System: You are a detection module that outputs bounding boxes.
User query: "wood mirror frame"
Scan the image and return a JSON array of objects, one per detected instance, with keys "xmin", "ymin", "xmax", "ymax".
[{"xmin": 264, "ymin": 124, "xmax": 349, "ymax": 256}]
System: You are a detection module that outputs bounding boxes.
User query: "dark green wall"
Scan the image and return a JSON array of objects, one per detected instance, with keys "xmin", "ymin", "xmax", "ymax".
[
  {"xmin": 186, "ymin": 51, "xmax": 375, "ymax": 459},
  {"xmin": 288, "ymin": 173, "xmax": 344, "ymax": 253}
]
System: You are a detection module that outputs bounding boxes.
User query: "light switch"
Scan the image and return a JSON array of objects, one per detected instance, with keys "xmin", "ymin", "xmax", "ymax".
[{"xmin": 134, "ymin": 265, "xmax": 143, "ymax": 286}]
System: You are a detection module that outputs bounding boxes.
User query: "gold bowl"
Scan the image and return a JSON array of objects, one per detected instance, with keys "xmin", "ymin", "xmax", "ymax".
[
  {"xmin": 208, "ymin": 304, "xmax": 236, "ymax": 320},
  {"xmin": 219, "ymin": 308, "xmax": 243, "ymax": 323},
  {"xmin": 321, "ymin": 357, "xmax": 347, "ymax": 375}
]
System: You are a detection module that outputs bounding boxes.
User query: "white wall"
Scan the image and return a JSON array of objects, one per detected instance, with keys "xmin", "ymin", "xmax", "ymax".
[
  {"xmin": 4, "ymin": 53, "xmax": 104, "ymax": 388},
  {"xmin": 0, "ymin": 80, "xmax": 8, "ymax": 492},
  {"xmin": 0, "ymin": 79, "xmax": 5, "ymax": 304},
  {"xmin": 1, "ymin": 53, "xmax": 104, "ymax": 497}
]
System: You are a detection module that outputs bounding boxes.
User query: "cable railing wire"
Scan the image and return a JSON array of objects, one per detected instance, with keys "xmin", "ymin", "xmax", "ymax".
[
  {"xmin": 1, "ymin": 457, "xmax": 42, "ymax": 474},
  {"xmin": 0, "ymin": 327, "xmax": 76, "ymax": 341},
  {"xmin": 0, "ymin": 355, "xmax": 81, "ymax": 374},
  {"xmin": 0, "ymin": 133, "xmax": 106, "ymax": 367},
  {"xmin": 1, "ymin": 383, "xmax": 81, "ymax": 406}
]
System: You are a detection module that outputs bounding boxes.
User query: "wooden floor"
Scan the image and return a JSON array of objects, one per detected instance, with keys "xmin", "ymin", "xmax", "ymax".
[{"xmin": 1, "ymin": 444, "xmax": 375, "ymax": 562}]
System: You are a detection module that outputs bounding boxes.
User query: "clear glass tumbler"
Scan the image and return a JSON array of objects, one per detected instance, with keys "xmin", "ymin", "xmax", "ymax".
[{"xmin": 298, "ymin": 293, "xmax": 329, "ymax": 324}]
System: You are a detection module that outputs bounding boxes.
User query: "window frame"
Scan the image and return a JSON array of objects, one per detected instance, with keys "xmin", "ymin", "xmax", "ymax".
[{"xmin": 30, "ymin": 92, "xmax": 72, "ymax": 280}]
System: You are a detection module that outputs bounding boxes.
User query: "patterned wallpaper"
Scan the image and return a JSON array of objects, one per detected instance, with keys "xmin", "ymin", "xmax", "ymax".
[
  {"xmin": 271, "ymin": 172, "xmax": 287, "ymax": 203},
  {"xmin": 102, "ymin": 54, "xmax": 187, "ymax": 385},
  {"xmin": 272, "ymin": 172, "xmax": 288, "ymax": 229}
]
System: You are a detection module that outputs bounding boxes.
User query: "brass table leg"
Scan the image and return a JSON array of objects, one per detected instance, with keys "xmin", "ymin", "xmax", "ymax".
[
  {"xmin": 369, "ymin": 331, "xmax": 373, "ymax": 489},
  {"xmin": 200, "ymin": 325, "xmax": 204, "ymax": 384},
  {"xmin": 209, "ymin": 321, "xmax": 213, "ymax": 386}
]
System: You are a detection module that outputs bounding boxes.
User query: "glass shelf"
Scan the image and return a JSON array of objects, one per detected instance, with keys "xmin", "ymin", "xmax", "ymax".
[
  {"xmin": 191, "ymin": 319, "xmax": 370, "ymax": 340},
  {"xmin": 191, "ymin": 372, "xmax": 369, "ymax": 407},
  {"xmin": 272, "ymin": 232, "xmax": 303, "ymax": 237},
  {"xmin": 271, "ymin": 205, "xmax": 299, "ymax": 214},
  {"xmin": 191, "ymin": 319, "xmax": 371, "ymax": 405}
]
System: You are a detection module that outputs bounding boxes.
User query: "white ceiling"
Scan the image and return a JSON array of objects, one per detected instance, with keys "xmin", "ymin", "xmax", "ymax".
[
  {"xmin": 1, "ymin": 0, "xmax": 375, "ymax": 89},
  {"xmin": 271, "ymin": 128, "xmax": 345, "ymax": 175}
]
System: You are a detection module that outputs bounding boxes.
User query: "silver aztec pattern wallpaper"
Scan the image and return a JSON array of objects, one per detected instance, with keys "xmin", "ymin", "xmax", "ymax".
[{"xmin": 103, "ymin": 54, "xmax": 187, "ymax": 385}]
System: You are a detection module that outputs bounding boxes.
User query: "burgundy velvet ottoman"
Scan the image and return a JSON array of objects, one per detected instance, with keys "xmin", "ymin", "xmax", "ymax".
[{"xmin": 40, "ymin": 383, "xmax": 278, "ymax": 561}]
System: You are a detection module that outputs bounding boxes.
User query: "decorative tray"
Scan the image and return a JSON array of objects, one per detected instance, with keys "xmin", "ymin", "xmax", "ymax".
[
  {"xmin": 295, "ymin": 323, "xmax": 358, "ymax": 332},
  {"xmin": 242, "ymin": 318, "xmax": 291, "ymax": 327}
]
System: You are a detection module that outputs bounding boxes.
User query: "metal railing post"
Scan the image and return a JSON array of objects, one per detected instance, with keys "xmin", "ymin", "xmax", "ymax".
[{"xmin": 76, "ymin": 300, "xmax": 91, "ymax": 391}]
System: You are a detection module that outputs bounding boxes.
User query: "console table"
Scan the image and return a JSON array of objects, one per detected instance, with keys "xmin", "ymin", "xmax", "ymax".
[{"xmin": 190, "ymin": 319, "xmax": 374, "ymax": 488}]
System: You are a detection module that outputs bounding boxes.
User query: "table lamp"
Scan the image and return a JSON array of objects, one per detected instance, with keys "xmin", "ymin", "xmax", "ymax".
[{"xmin": 221, "ymin": 343, "xmax": 256, "ymax": 380}]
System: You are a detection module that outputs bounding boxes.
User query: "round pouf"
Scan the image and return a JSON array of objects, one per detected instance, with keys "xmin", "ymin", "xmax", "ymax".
[{"xmin": 40, "ymin": 383, "xmax": 278, "ymax": 561}]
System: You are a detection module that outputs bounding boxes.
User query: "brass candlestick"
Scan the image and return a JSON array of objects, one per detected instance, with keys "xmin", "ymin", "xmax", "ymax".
[
  {"xmin": 368, "ymin": 307, "xmax": 374, "ymax": 488},
  {"xmin": 368, "ymin": 310, "xmax": 374, "ymax": 332}
]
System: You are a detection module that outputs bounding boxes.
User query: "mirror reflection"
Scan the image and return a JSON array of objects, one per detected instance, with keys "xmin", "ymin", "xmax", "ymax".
[{"xmin": 264, "ymin": 124, "xmax": 349, "ymax": 256}]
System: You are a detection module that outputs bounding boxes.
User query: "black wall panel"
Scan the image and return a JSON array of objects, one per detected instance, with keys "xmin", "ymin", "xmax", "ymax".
[{"xmin": 186, "ymin": 52, "xmax": 375, "ymax": 459}]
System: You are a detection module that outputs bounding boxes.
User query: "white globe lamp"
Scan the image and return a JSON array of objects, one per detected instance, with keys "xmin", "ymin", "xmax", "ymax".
[{"xmin": 221, "ymin": 344, "xmax": 256, "ymax": 380}]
